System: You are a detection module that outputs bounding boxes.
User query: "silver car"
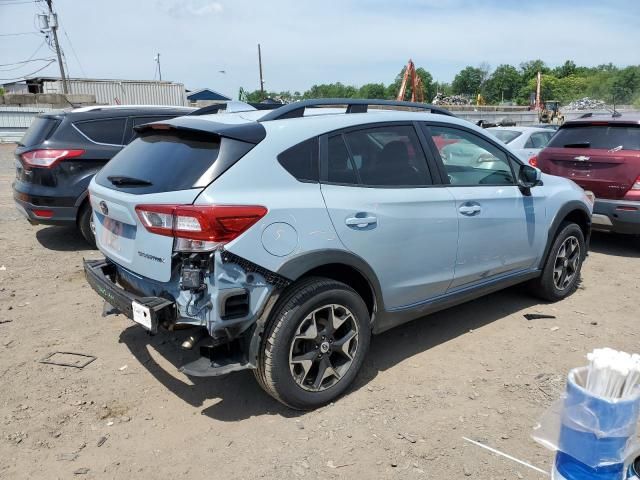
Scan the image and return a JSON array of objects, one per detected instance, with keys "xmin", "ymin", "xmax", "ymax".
[
  {"xmin": 488, "ymin": 126, "xmax": 556, "ymax": 163},
  {"xmin": 84, "ymin": 99, "xmax": 593, "ymax": 409}
]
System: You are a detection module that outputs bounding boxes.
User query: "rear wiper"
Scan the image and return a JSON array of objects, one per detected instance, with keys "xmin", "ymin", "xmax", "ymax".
[
  {"xmin": 563, "ymin": 142, "xmax": 590, "ymax": 148},
  {"xmin": 107, "ymin": 175, "xmax": 152, "ymax": 187}
]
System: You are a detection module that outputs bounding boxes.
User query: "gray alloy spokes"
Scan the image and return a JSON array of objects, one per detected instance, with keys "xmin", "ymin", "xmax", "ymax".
[
  {"xmin": 289, "ymin": 304, "xmax": 359, "ymax": 392},
  {"xmin": 553, "ymin": 236, "xmax": 580, "ymax": 290}
]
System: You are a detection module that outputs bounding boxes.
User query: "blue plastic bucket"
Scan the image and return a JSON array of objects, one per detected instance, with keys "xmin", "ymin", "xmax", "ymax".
[{"xmin": 554, "ymin": 367, "xmax": 640, "ymax": 480}]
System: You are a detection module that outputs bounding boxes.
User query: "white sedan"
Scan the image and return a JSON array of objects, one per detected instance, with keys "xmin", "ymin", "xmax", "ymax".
[{"xmin": 487, "ymin": 126, "xmax": 556, "ymax": 163}]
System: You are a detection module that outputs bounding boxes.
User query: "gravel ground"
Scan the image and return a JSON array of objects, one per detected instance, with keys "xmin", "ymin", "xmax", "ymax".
[{"xmin": 0, "ymin": 143, "xmax": 639, "ymax": 479}]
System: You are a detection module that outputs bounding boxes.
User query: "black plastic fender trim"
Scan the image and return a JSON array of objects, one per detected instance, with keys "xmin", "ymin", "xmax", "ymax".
[{"xmin": 539, "ymin": 200, "xmax": 592, "ymax": 270}]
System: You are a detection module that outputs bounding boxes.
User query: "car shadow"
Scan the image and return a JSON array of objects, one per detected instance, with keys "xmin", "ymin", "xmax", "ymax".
[
  {"xmin": 119, "ymin": 285, "xmax": 540, "ymax": 421},
  {"xmin": 35, "ymin": 226, "xmax": 93, "ymax": 252},
  {"xmin": 589, "ymin": 231, "xmax": 639, "ymax": 258}
]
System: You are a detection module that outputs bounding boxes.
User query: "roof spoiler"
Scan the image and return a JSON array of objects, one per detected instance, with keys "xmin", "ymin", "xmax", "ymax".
[
  {"xmin": 257, "ymin": 98, "xmax": 455, "ymax": 122},
  {"xmin": 134, "ymin": 117, "xmax": 266, "ymax": 144},
  {"xmin": 189, "ymin": 101, "xmax": 285, "ymax": 116}
]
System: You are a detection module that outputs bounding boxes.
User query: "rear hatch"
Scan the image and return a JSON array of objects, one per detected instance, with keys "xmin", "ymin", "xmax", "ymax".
[
  {"xmin": 14, "ymin": 115, "xmax": 62, "ymax": 183},
  {"xmin": 90, "ymin": 118, "xmax": 264, "ymax": 282},
  {"xmin": 537, "ymin": 122, "xmax": 640, "ymax": 199}
]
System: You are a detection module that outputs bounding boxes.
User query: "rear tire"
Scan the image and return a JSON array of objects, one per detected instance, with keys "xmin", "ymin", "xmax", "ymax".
[
  {"xmin": 78, "ymin": 202, "xmax": 96, "ymax": 248},
  {"xmin": 530, "ymin": 222, "xmax": 585, "ymax": 301},
  {"xmin": 254, "ymin": 277, "xmax": 371, "ymax": 410}
]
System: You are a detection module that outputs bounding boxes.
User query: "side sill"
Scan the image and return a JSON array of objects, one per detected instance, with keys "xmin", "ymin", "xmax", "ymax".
[{"xmin": 373, "ymin": 270, "xmax": 541, "ymax": 334}]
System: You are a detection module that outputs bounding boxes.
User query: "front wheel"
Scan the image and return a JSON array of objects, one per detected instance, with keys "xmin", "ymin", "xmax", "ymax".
[
  {"xmin": 254, "ymin": 277, "xmax": 371, "ymax": 410},
  {"xmin": 530, "ymin": 222, "xmax": 585, "ymax": 301}
]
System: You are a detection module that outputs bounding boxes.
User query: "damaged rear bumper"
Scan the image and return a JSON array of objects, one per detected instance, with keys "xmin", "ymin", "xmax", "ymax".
[
  {"xmin": 83, "ymin": 259, "xmax": 175, "ymax": 333},
  {"xmin": 83, "ymin": 253, "xmax": 288, "ymax": 377}
]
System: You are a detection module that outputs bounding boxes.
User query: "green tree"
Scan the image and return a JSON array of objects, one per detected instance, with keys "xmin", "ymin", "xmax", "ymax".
[
  {"xmin": 303, "ymin": 82, "xmax": 359, "ymax": 99},
  {"xmin": 482, "ymin": 64, "xmax": 522, "ymax": 103},
  {"xmin": 519, "ymin": 59, "xmax": 549, "ymax": 83},
  {"xmin": 358, "ymin": 83, "xmax": 387, "ymax": 99},
  {"xmin": 451, "ymin": 66, "xmax": 484, "ymax": 95},
  {"xmin": 553, "ymin": 60, "xmax": 577, "ymax": 78}
]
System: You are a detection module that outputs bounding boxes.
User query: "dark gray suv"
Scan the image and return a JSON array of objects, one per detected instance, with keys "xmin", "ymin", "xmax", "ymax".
[{"xmin": 13, "ymin": 105, "xmax": 193, "ymax": 246}]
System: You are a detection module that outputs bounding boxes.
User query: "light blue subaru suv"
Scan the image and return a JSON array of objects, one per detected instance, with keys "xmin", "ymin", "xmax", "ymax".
[{"xmin": 84, "ymin": 99, "xmax": 593, "ymax": 409}]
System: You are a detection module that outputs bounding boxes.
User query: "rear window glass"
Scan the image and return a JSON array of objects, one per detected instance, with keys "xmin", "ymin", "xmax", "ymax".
[
  {"xmin": 277, "ymin": 137, "xmax": 319, "ymax": 182},
  {"xmin": 491, "ymin": 130, "xmax": 521, "ymax": 144},
  {"xmin": 75, "ymin": 118, "xmax": 126, "ymax": 145},
  {"xmin": 95, "ymin": 132, "xmax": 220, "ymax": 194},
  {"xmin": 19, "ymin": 117, "xmax": 59, "ymax": 147},
  {"xmin": 548, "ymin": 125, "xmax": 640, "ymax": 150}
]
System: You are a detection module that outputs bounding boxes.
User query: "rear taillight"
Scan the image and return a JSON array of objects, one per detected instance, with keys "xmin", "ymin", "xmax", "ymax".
[
  {"xmin": 135, "ymin": 204, "xmax": 267, "ymax": 251},
  {"xmin": 632, "ymin": 176, "xmax": 640, "ymax": 191},
  {"xmin": 528, "ymin": 155, "xmax": 538, "ymax": 167},
  {"xmin": 21, "ymin": 149, "xmax": 85, "ymax": 168}
]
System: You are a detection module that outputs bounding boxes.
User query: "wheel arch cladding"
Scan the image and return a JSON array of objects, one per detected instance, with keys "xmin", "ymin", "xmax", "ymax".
[
  {"xmin": 540, "ymin": 201, "xmax": 591, "ymax": 269},
  {"xmin": 277, "ymin": 250, "xmax": 382, "ymax": 318}
]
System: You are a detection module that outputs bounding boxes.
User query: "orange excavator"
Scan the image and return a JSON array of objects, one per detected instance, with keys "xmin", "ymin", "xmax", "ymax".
[{"xmin": 396, "ymin": 59, "xmax": 424, "ymax": 103}]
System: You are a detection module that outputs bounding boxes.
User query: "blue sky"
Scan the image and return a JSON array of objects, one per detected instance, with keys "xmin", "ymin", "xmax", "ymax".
[{"xmin": 1, "ymin": 0, "xmax": 638, "ymax": 99}]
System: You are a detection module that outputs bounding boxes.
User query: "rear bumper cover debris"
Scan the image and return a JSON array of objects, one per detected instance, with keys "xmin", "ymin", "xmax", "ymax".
[{"xmin": 83, "ymin": 259, "xmax": 175, "ymax": 333}]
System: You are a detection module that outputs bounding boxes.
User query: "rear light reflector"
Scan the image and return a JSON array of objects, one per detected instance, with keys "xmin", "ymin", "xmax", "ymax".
[
  {"xmin": 21, "ymin": 149, "xmax": 85, "ymax": 168},
  {"xmin": 616, "ymin": 205, "xmax": 638, "ymax": 211},
  {"xmin": 135, "ymin": 204, "xmax": 267, "ymax": 246},
  {"xmin": 528, "ymin": 155, "xmax": 538, "ymax": 167},
  {"xmin": 32, "ymin": 209, "xmax": 54, "ymax": 218}
]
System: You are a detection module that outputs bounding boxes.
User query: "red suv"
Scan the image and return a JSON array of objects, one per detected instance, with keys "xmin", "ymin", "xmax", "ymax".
[{"xmin": 536, "ymin": 114, "xmax": 640, "ymax": 235}]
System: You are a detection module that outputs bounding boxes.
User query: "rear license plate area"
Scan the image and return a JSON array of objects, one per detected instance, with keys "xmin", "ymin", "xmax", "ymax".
[
  {"xmin": 101, "ymin": 217, "xmax": 124, "ymax": 252},
  {"xmin": 132, "ymin": 301, "xmax": 152, "ymax": 330}
]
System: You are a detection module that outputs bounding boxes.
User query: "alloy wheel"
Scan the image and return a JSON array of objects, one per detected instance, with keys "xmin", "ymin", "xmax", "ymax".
[
  {"xmin": 289, "ymin": 304, "xmax": 359, "ymax": 392},
  {"xmin": 553, "ymin": 236, "xmax": 580, "ymax": 290}
]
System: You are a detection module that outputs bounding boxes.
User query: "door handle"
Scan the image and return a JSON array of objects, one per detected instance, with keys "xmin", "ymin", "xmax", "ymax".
[
  {"xmin": 345, "ymin": 215, "xmax": 377, "ymax": 228},
  {"xmin": 458, "ymin": 202, "xmax": 481, "ymax": 216}
]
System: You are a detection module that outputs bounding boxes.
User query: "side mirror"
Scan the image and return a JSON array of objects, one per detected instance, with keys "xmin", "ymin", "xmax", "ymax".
[{"xmin": 518, "ymin": 164, "xmax": 541, "ymax": 190}]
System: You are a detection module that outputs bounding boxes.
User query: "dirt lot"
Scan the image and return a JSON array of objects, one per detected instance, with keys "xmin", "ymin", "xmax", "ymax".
[{"xmin": 0, "ymin": 142, "xmax": 639, "ymax": 480}]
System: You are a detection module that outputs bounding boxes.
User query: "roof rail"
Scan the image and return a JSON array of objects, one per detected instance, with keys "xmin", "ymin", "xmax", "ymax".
[
  {"xmin": 579, "ymin": 112, "xmax": 593, "ymax": 118},
  {"xmin": 189, "ymin": 101, "xmax": 284, "ymax": 116},
  {"xmin": 257, "ymin": 98, "xmax": 455, "ymax": 122}
]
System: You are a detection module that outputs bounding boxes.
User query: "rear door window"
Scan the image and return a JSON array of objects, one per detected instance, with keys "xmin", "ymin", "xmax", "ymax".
[
  {"xmin": 74, "ymin": 118, "xmax": 126, "ymax": 145},
  {"xmin": 95, "ymin": 131, "xmax": 223, "ymax": 194},
  {"xmin": 325, "ymin": 125, "xmax": 432, "ymax": 187},
  {"xmin": 277, "ymin": 137, "xmax": 319, "ymax": 182},
  {"xmin": 19, "ymin": 117, "xmax": 59, "ymax": 147},
  {"xmin": 548, "ymin": 125, "xmax": 640, "ymax": 150}
]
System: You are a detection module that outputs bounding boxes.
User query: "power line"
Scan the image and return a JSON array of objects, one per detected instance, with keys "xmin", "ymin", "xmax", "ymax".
[
  {"xmin": 0, "ymin": 56, "xmax": 54, "ymax": 67},
  {"xmin": 0, "ymin": 32, "xmax": 39, "ymax": 37},
  {"xmin": 0, "ymin": 59, "xmax": 55, "ymax": 81},
  {"xmin": 0, "ymin": 0, "xmax": 38, "ymax": 5},
  {"xmin": 0, "ymin": 40, "xmax": 46, "ymax": 71},
  {"xmin": 63, "ymin": 29, "xmax": 86, "ymax": 77}
]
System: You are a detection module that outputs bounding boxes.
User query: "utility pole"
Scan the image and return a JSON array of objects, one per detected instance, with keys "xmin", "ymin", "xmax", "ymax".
[
  {"xmin": 257, "ymin": 43, "xmax": 264, "ymax": 98},
  {"xmin": 45, "ymin": 0, "xmax": 68, "ymax": 94},
  {"xmin": 155, "ymin": 53, "xmax": 162, "ymax": 81}
]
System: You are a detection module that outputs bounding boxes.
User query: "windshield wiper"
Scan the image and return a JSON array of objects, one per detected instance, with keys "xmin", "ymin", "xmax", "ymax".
[
  {"xmin": 107, "ymin": 175, "xmax": 153, "ymax": 187},
  {"xmin": 563, "ymin": 142, "xmax": 590, "ymax": 148}
]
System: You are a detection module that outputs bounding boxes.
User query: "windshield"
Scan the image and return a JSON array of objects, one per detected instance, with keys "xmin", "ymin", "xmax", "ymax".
[
  {"xmin": 491, "ymin": 130, "xmax": 522, "ymax": 144},
  {"xmin": 547, "ymin": 125, "xmax": 640, "ymax": 150}
]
